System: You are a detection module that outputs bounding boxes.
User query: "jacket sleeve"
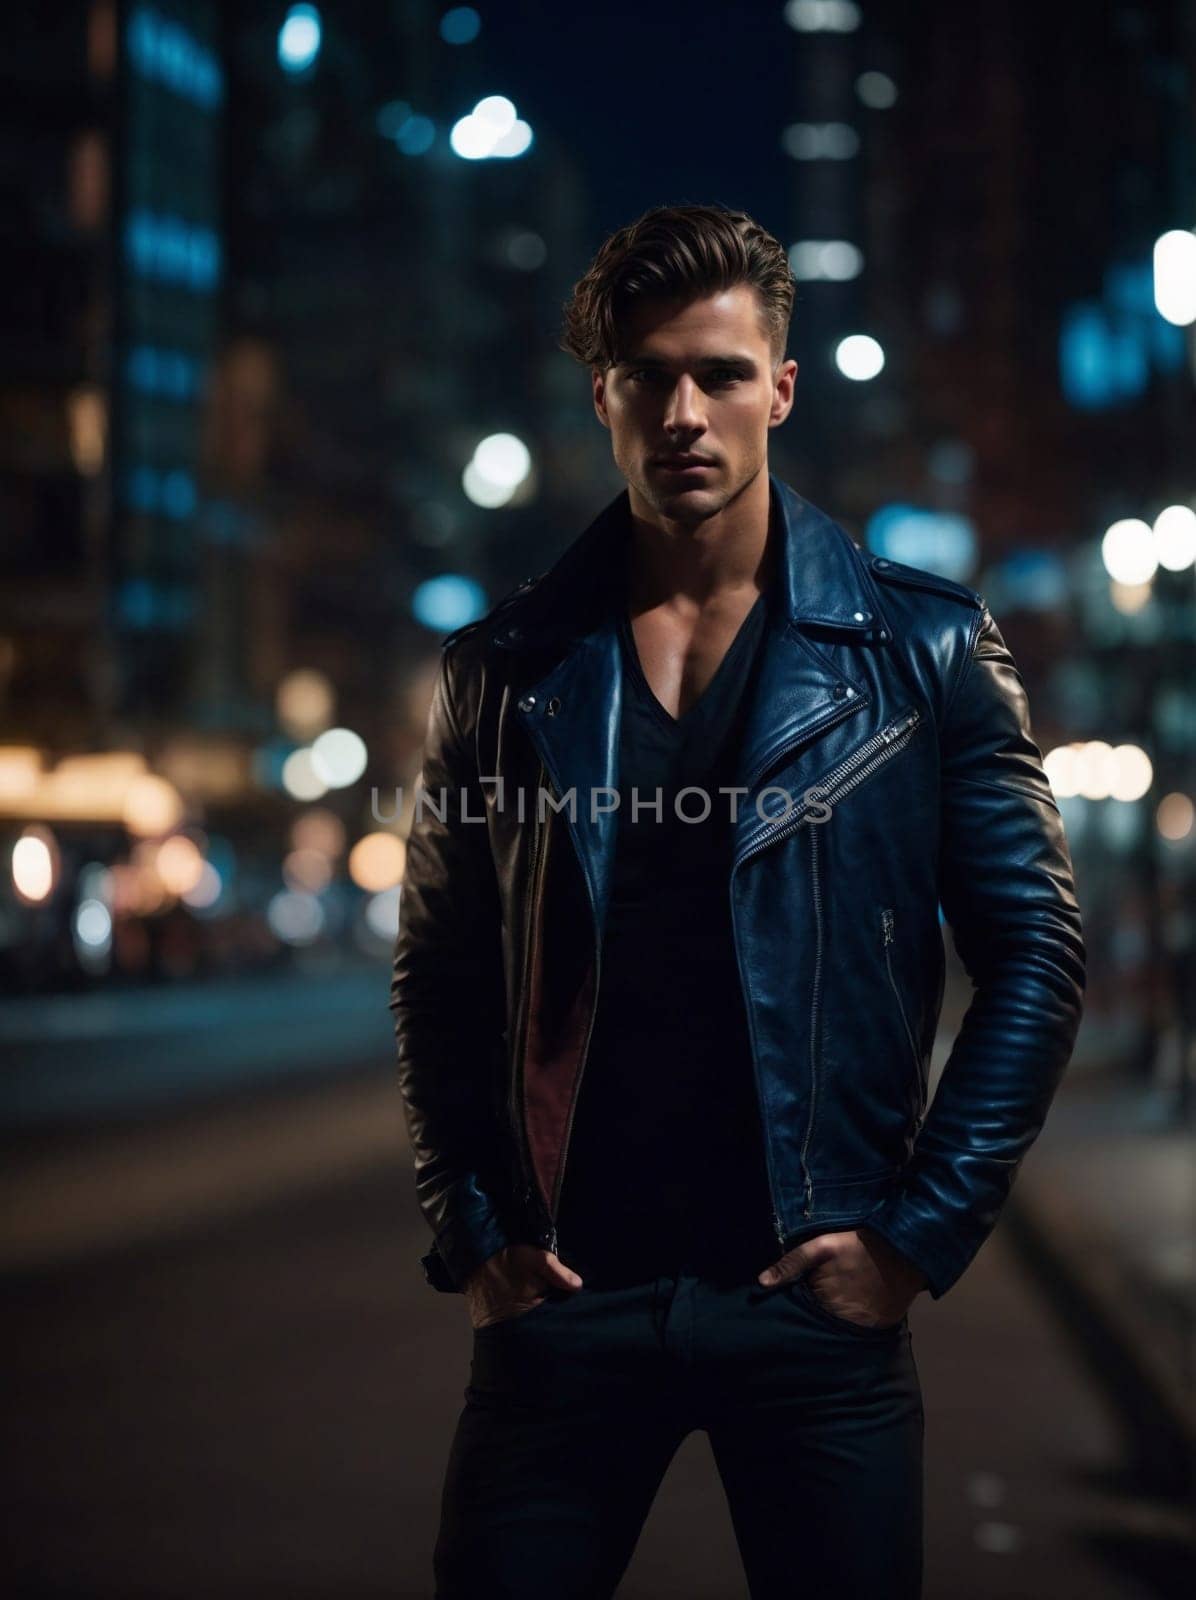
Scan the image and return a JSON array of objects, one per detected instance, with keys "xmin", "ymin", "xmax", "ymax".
[
  {"xmin": 389, "ymin": 645, "xmax": 513, "ymax": 1293},
  {"xmin": 865, "ymin": 604, "xmax": 1086, "ymax": 1298}
]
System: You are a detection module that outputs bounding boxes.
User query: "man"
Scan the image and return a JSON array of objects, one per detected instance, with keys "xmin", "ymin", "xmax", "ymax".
[{"xmin": 390, "ymin": 203, "xmax": 1086, "ymax": 1598}]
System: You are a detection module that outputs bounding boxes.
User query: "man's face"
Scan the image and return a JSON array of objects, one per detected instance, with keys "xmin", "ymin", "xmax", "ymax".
[{"xmin": 592, "ymin": 284, "xmax": 797, "ymax": 524}]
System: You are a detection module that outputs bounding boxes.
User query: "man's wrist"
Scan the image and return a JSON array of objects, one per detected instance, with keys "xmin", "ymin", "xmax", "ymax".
[{"xmin": 863, "ymin": 1225, "xmax": 929, "ymax": 1294}]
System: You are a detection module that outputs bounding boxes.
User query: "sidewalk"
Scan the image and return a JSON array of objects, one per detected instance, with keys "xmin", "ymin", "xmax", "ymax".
[{"xmin": 1005, "ymin": 1046, "xmax": 1195, "ymax": 1496}]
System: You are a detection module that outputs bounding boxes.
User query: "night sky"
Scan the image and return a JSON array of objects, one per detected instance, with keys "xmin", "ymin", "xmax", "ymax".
[{"xmin": 479, "ymin": 0, "xmax": 797, "ymax": 240}]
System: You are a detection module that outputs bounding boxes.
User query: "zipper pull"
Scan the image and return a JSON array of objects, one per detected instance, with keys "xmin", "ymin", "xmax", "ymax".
[
  {"xmin": 882, "ymin": 907, "xmax": 895, "ymax": 945},
  {"xmin": 882, "ymin": 709, "xmax": 920, "ymax": 743}
]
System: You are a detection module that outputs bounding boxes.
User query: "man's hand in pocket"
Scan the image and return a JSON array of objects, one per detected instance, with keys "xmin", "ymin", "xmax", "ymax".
[{"xmin": 463, "ymin": 1244, "xmax": 584, "ymax": 1330}]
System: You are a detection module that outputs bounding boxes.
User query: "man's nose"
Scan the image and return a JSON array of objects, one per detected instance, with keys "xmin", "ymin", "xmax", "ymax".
[{"xmin": 663, "ymin": 375, "xmax": 705, "ymax": 434}]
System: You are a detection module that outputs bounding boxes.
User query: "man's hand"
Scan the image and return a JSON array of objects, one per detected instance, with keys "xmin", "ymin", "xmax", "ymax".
[
  {"xmin": 756, "ymin": 1225, "xmax": 928, "ymax": 1329},
  {"xmin": 462, "ymin": 1244, "xmax": 584, "ymax": 1331}
]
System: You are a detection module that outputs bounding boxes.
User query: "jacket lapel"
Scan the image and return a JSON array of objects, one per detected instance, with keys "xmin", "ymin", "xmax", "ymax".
[{"xmin": 493, "ymin": 472, "xmax": 893, "ymax": 930}]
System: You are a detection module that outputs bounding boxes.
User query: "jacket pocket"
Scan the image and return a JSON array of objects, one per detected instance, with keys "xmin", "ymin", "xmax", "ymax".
[{"xmin": 880, "ymin": 907, "xmax": 923, "ymax": 1093}]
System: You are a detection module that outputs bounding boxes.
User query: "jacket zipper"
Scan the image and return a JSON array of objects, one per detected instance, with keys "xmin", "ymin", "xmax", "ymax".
[
  {"xmin": 729, "ymin": 875, "xmax": 789, "ymax": 1253},
  {"xmin": 732, "ymin": 704, "xmax": 923, "ymax": 1242},
  {"xmin": 800, "ymin": 824, "xmax": 825, "ymax": 1218},
  {"xmin": 729, "ymin": 692, "xmax": 869, "ymax": 1252},
  {"xmin": 881, "ymin": 906, "xmax": 922, "ymax": 1082},
  {"xmin": 736, "ymin": 706, "xmax": 922, "ymax": 868},
  {"xmin": 513, "ymin": 760, "xmax": 551, "ymax": 1236}
]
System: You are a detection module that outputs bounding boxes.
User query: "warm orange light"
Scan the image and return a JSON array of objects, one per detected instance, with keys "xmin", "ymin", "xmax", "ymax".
[
  {"xmin": 277, "ymin": 669, "xmax": 335, "ymax": 740},
  {"xmin": 348, "ymin": 832, "xmax": 406, "ymax": 891},
  {"xmin": 155, "ymin": 835, "xmax": 205, "ymax": 896},
  {"xmin": 12, "ymin": 826, "xmax": 59, "ymax": 903},
  {"xmin": 123, "ymin": 774, "xmax": 185, "ymax": 836},
  {"xmin": 1157, "ymin": 792, "xmax": 1194, "ymax": 842}
]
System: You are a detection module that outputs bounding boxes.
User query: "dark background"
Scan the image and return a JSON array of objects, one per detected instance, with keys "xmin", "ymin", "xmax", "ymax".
[{"xmin": 1, "ymin": 2, "xmax": 1193, "ymax": 1595}]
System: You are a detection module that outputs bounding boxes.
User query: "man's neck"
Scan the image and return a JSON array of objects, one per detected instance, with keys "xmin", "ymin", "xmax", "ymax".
[{"xmin": 624, "ymin": 465, "xmax": 774, "ymax": 617}]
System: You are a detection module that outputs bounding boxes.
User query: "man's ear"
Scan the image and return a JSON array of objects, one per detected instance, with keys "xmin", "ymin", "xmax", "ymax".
[
  {"xmin": 592, "ymin": 367, "xmax": 610, "ymax": 430},
  {"xmin": 769, "ymin": 358, "xmax": 798, "ymax": 427}
]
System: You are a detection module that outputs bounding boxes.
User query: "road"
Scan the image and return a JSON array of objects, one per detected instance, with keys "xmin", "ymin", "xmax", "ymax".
[{"xmin": 2, "ymin": 1068, "xmax": 1190, "ymax": 1598}]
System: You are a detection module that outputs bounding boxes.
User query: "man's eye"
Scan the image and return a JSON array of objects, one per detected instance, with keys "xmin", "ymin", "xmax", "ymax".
[{"xmin": 626, "ymin": 369, "xmax": 741, "ymax": 385}]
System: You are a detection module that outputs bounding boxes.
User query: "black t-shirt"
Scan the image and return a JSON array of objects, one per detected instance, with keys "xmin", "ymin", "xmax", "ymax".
[{"xmin": 554, "ymin": 583, "xmax": 780, "ymax": 1286}]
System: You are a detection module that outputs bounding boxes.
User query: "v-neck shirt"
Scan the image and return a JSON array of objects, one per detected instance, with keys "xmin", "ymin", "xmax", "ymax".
[{"xmin": 553, "ymin": 580, "xmax": 779, "ymax": 1287}]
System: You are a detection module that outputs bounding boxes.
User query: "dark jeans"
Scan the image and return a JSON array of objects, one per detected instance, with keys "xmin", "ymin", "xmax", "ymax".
[{"xmin": 433, "ymin": 1266, "xmax": 924, "ymax": 1598}]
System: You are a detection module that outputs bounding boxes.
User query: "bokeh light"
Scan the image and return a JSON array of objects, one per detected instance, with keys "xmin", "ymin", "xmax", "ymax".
[
  {"xmin": 278, "ymin": 4, "xmax": 321, "ymax": 73},
  {"xmin": 12, "ymin": 826, "xmax": 59, "ymax": 903},
  {"xmin": 439, "ymin": 7, "xmax": 481, "ymax": 46},
  {"xmin": 348, "ymin": 831, "xmax": 406, "ymax": 891},
  {"xmin": 310, "ymin": 727, "xmax": 367, "ymax": 789},
  {"xmin": 277, "ymin": 669, "xmax": 335, "ymax": 740},
  {"xmin": 1152, "ymin": 504, "xmax": 1196, "ymax": 571},
  {"xmin": 834, "ymin": 334, "xmax": 885, "ymax": 380},
  {"xmin": 282, "ymin": 748, "xmax": 328, "ymax": 801},
  {"xmin": 413, "ymin": 574, "xmax": 487, "ymax": 632},
  {"xmin": 1101, "ymin": 518, "xmax": 1157, "ymax": 585},
  {"xmin": 123, "ymin": 774, "xmax": 185, "ymax": 837}
]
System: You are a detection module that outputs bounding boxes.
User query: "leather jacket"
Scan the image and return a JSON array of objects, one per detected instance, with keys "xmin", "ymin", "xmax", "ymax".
[{"xmin": 389, "ymin": 473, "xmax": 1086, "ymax": 1300}]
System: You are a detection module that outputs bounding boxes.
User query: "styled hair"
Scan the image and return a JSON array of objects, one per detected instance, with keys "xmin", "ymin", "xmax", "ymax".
[{"xmin": 559, "ymin": 202, "xmax": 796, "ymax": 372}]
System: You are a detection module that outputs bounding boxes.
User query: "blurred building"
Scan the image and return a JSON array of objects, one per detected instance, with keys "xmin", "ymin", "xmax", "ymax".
[{"xmin": 0, "ymin": 0, "xmax": 596, "ymax": 992}]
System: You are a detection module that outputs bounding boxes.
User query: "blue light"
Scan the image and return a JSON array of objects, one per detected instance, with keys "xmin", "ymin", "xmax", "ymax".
[
  {"xmin": 1059, "ymin": 302, "xmax": 1114, "ymax": 408},
  {"xmin": 395, "ymin": 115, "xmax": 436, "ymax": 155},
  {"xmin": 1059, "ymin": 301, "xmax": 1150, "ymax": 409},
  {"xmin": 124, "ymin": 465, "xmax": 199, "ymax": 522},
  {"xmin": 117, "ymin": 578, "xmax": 157, "ymax": 628},
  {"xmin": 440, "ymin": 6, "xmax": 482, "ymax": 44},
  {"xmin": 413, "ymin": 575, "xmax": 487, "ymax": 632},
  {"xmin": 160, "ymin": 350, "xmax": 192, "ymax": 399},
  {"xmin": 115, "ymin": 578, "xmax": 196, "ymax": 629},
  {"xmin": 127, "ymin": 345, "xmax": 159, "ymax": 392},
  {"xmin": 123, "ymin": 210, "xmax": 221, "ymax": 292},
  {"xmin": 126, "ymin": 345, "xmax": 202, "ymax": 400},
  {"xmin": 127, "ymin": 465, "xmax": 159, "ymax": 513},
  {"xmin": 1060, "ymin": 257, "xmax": 1184, "ymax": 411},
  {"xmin": 128, "ymin": 6, "xmax": 224, "ymax": 110},
  {"xmin": 865, "ymin": 504, "xmax": 978, "ymax": 580},
  {"xmin": 278, "ymin": 4, "xmax": 322, "ymax": 74},
  {"xmin": 162, "ymin": 470, "xmax": 197, "ymax": 520},
  {"xmin": 1104, "ymin": 261, "xmax": 1154, "ymax": 316},
  {"xmin": 986, "ymin": 550, "xmax": 1069, "ymax": 611},
  {"xmin": 1111, "ymin": 318, "xmax": 1149, "ymax": 395},
  {"xmin": 1150, "ymin": 314, "xmax": 1187, "ymax": 373}
]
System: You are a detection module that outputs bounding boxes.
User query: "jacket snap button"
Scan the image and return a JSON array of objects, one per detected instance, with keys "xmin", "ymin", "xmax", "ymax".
[
  {"xmin": 518, "ymin": 694, "xmax": 537, "ymax": 712},
  {"xmin": 853, "ymin": 610, "xmax": 869, "ymax": 622},
  {"xmin": 877, "ymin": 629, "xmax": 889, "ymax": 642},
  {"xmin": 874, "ymin": 558, "xmax": 890, "ymax": 569},
  {"xmin": 546, "ymin": 696, "xmax": 561, "ymax": 716},
  {"xmin": 832, "ymin": 683, "xmax": 847, "ymax": 699}
]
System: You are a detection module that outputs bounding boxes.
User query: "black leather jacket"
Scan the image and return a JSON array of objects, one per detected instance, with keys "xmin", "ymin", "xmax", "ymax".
[{"xmin": 390, "ymin": 474, "xmax": 1086, "ymax": 1299}]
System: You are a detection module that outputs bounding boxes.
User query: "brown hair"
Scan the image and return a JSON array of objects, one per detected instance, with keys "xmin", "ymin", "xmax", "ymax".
[{"xmin": 559, "ymin": 203, "xmax": 796, "ymax": 372}]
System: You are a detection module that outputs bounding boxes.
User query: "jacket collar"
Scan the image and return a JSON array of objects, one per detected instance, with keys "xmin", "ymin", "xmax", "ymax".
[
  {"xmin": 491, "ymin": 472, "xmax": 894, "ymax": 653},
  {"xmin": 495, "ymin": 473, "xmax": 893, "ymax": 934}
]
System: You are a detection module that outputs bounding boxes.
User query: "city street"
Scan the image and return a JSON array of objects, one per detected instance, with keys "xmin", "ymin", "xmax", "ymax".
[{"xmin": 3, "ymin": 1067, "xmax": 1189, "ymax": 1599}]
